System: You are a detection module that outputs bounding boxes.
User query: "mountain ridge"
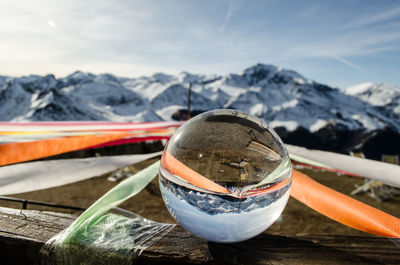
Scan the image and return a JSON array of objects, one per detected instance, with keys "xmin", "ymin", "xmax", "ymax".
[{"xmin": 1, "ymin": 64, "xmax": 399, "ymax": 158}]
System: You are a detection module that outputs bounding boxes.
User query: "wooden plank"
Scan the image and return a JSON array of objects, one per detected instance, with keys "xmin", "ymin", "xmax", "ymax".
[{"xmin": 0, "ymin": 206, "xmax": 399, "ymax": 265}]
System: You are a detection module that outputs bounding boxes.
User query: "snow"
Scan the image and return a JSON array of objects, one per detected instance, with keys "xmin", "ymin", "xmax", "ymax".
[
  {"xmin": 351, "ymin": 114, "xmax": 381, "ymax": 131},
  {"xmin": 212, "ymin": 78, "xmax": 247, "ymax": 97},
  {"xmin": 310, "ymin": 119, "xmax": 328, "ymax": 132},
  {"xmin": 345, "ymin": 82, "xmax": 400, "ymax": 116},
  {"xmin": 178, "ymin": 72, "xmax": 205, "ymax": 84},
  {"xmin": 152, "ymin": 73, "xmax": 176, "ymax": 83},
  {"xmin": 269, "ymin": 120, "xmax": 300, "ymax": 131},
  {"xmin": 250, "ymin": 103, "xmax": 266, "ymax": 116},
  {"xmin": 345, "ymin": 82, "xmax": 374, "ymax": 95},
  {"xmin": 273, "ymin": 99, "xmax": 298, "ymax": 111},
  {"xmin": 156, "ymin": 105, "xmax": 183, "ymax": 121},
  {"xmin": 0, "ymin": 63, "xmax": 399, "ymax": 135}
]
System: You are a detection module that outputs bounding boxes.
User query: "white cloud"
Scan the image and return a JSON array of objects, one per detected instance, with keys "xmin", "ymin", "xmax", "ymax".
[
  {"xmin": 330, "ymin": 55, "xmax": 371, "ymax": 75},
  {"xmin": 219, "ymin": 0, "xmax": 240, "ymax": 33},
  {"xmin": 47, "ymin": 20, "xmax": 57, "ymax": 28},
  {"xmin": 0, "ymin": 0, "xmax": 398, "ymax": 83},
  {"xmin": 346, "ymin": 6, "xmax": 400, "ymax": 28}
]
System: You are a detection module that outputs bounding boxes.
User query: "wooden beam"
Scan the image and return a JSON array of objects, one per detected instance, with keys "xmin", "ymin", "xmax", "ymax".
[{"xmin": 0, "ymin": 206, "xmax": 399, "ymax": 265}]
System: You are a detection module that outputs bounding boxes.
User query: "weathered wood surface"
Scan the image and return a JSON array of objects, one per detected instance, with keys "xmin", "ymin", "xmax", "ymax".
[{"xmin": 0, "ymin": 206, "xmax": 399, "ymax": 265}]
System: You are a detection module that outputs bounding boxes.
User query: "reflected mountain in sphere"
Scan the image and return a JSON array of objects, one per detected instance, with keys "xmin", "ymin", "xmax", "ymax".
[{"xmin": 159, "ymin": 109, "xmax": 292, "ymax": 243}]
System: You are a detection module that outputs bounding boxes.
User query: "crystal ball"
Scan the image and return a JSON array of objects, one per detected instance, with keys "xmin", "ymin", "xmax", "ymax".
[{"xmin": 159, "ymin": 109, "xmax": 292, "ymax": 243}]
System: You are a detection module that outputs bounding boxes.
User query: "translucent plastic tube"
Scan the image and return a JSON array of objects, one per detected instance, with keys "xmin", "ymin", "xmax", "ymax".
[
  {"xmin": 42, "ymin": 161, "xmax": 176, "ymax": 265},
  {"xmin": 287, "ymin": 144, "xmax": 400, "ymax": 188}
]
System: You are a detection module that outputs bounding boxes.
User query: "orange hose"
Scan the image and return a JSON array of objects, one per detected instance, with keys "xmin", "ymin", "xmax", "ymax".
[
  {"xmin": 291, "ymin": 169, "xmax": 400, "ymax": 238},
  {"xmin": 161, "ymin": 150, "xmax": 231, "ymax": 194},
  {"xmin": 3, "ymin": 132, "xmax": 399, "ymax": 239},
  {"xmin": 0, "ymin": 132, "xmax": 132, "ymax": 166}
]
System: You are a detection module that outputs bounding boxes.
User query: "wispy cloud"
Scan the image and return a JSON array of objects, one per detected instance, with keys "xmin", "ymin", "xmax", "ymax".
[
  {"xmin": 219, "ymin": 0, "xmax": 240, "ymax": 33},
  {"xmin": 330, "ymin": 55, "xmax": 371, "ymax": 75},
  {"xmin": 47, "ymin": 20, "xmax": 57, "ymax": 28},
  {"xmin": 346, "ymin": 6, "xmax": 400, "ymax": 28},
  {"xmin": 281, "ymin": 28, "xmax": 400, "ymax": 62},
  {"xmin": 0, "ymin": 0, "xmax": 399, "ymax": 87}
]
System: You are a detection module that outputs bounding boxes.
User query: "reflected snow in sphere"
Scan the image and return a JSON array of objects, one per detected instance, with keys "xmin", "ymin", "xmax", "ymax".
[{"xmin": 159, "ymin": 109, "xmax": 292, "ymax": 243}]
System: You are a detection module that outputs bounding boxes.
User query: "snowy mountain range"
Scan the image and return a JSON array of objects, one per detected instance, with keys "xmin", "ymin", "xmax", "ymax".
[
  {"xmin": 344, "ymin": 82, "xmax": 400, "ymax": 117},
  {"xmin": 1, "ymin": 64, "xmax": 399, "ymax": 156}
]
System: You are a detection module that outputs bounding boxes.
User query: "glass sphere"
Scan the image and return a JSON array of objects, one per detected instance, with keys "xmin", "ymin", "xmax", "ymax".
[{"xmin": 159, "ymin": 109, "xmax": 292, "ymax": 243}]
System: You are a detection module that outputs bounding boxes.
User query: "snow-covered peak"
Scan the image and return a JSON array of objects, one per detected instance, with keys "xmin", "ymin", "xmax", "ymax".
[
  {"xmin": 241, "ymin": 63, "xmax": 306, "ymax": 86},
  {"xmin": 12, "ymin": 75, "xmax": 42, "ymax": 85},
  {"xmin": 151, "ymin": 72, "xmax": 176, "ymax": 83},
  {"xmin": 32, "ymin": 74, "xmax": 59, "ymax": 91},
  {"xmin": 345, "ymin": 82, "xmax": 400, "ymax": 116},
  {"xmin": 94, "ymin": 73, "xmax": 121, "ymax": 85},
  {"xmin": 242, "ymin": 63, "xmax": 279, "ymax": 84},
  {"xmin": 1, "ymin": 64, "xmax": 399, "ymax": 135},
  {"xmin": 345, "ymin": 82, "xmax": 375, "ymax": 94},
  {"xmin": 178, "ymin": 71, "xmax": 205, "ymax": 84},
  {"xmin": 63, "ymin": 71, "xmax": 96, "ymax": 86},
  {"xmin": 242, "ymin": 63, "xmax": 279, "ymax": 75}
]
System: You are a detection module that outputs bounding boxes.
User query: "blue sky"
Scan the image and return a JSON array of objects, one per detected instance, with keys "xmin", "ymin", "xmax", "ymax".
[{"xmin": 0, "ymin": 0, "xmax": 399, "ymax": 88}]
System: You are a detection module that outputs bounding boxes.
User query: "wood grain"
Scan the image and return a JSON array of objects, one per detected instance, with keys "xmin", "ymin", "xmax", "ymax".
[{"xmin": 0, "ymin": 206, "xmax": 399, "ymax": 265}]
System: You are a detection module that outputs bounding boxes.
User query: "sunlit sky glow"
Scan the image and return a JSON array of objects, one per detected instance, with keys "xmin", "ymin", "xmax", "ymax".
[{"xmin": 1, "ymin": 0, "xmax": 399, "ymax": 88}]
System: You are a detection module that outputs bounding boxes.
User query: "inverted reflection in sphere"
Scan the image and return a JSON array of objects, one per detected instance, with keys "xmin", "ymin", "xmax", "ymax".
[{"xmin": 159, "ymin": 109, "xmax": 292, "ymax": 243}]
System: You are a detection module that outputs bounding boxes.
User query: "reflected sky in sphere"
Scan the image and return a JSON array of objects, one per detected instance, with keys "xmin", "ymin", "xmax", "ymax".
[{"xmin": 159, "ymin": 109, "xmax": 292, "ymax": 243}]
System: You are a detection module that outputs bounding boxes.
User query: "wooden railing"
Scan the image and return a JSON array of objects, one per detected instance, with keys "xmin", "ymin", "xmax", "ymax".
[{"xmin": 0, "ymin": 206, "xmax": 399, "ymax": 265}]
